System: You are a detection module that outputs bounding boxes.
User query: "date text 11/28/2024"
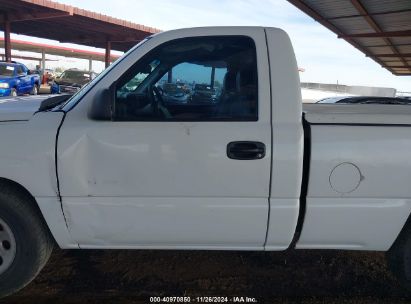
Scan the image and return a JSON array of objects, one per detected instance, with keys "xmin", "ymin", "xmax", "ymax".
[{"xmin": 149, "ymin": 296, "xmax": 258, "ymax": 303}]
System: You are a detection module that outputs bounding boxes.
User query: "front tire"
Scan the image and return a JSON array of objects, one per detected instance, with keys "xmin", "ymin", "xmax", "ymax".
[
  {"xmin": 30, "ymin": 84, "xmax": 39, "ymax": 95},
  {"xmin": 0, "ymin": 185, "xmax": 54, "ymax": 298},
  {"xmin": 10, "ymin": 88, "xmax": 17, "ymax": 97}
]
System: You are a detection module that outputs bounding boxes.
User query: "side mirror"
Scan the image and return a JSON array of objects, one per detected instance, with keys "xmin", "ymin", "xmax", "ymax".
[{"xmin": 88, "ymin": 87, "xmax": 113, "ymax": 120}]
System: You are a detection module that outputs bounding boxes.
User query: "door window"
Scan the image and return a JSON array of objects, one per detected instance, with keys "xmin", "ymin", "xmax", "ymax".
[
  {"xmin": 16, "ymin": 65, "xmax": 25, "ymax": 76},
  {"xmin": 114, "ymin": 36, "xmax": 258, "ymax": 121}
]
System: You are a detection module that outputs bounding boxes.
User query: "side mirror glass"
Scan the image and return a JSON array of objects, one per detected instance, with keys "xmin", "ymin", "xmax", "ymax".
[{"xmin": 88, "ymin": 87, "xmax": 113, "ymax": 120}]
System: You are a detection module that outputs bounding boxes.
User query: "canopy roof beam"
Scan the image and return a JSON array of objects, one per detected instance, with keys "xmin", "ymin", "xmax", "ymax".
[
  {"xmin": 0, "ymin": 10, "xmax": 73, "ymax": 23},
  {"xmin": 339, "ymin": 30, "xmax": 411, "ymax": 38},
  {"xmin": 326, "ymin": 8, "xmax": 411, "ymax": 21},
  {"xmin": 371, "ymin": 54, "xmax": 411, "ymax": 58}
]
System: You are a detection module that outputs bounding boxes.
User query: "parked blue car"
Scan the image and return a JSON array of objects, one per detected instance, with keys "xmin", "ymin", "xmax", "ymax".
[{"xmin": 0, "ymin": 61, "xmax": 40, "ymax": 97}]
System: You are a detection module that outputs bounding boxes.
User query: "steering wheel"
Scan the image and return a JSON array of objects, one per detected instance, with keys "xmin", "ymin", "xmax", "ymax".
[
  {"xmin": 149, "ymin": 85, "xmax": 171, "ymax": 119},
  {"xmin": 152, "ymin": 85, "xmax": 165, "ymax": 106}
]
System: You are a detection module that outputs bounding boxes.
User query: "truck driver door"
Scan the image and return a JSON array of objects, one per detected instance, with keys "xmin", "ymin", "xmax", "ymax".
[{"xmin": 57, "ymin": 28, "xmax": 272, "ymax": 249}]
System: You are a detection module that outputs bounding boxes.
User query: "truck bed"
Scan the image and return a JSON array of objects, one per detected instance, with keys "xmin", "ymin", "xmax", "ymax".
[{"xmin": 303, "ymin": 104, "xmax": 411, "ymax": 125}]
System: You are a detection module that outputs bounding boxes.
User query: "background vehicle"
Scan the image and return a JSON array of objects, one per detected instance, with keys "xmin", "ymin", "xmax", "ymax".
[
  {"xmin": 191, "ymin": 84, "xmax": 218, "ymax": 104},
  {"xmin": 1, "ymin": 27, "xmax": 411, "ymax": 297},
  {"xmin": 395, "ymin": 95, "xmax": 411, "ymax": 101},
  {"xmin": 317, "ymin": 96, "xmax": 411, "ymax": 104},
  {"xmin": 161, "ymin": 83, "xmax": 189, "ymax": 104},
  {"xmin": 51, "ymin": 69, "xmax": 96, "ymax": 94},
  {"xmin": 0, "ymin": 61, "xmax": 40, "ymax": 97}
]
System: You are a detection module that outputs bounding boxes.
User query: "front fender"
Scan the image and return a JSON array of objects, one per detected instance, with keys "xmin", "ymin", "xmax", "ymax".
[
  {"xmin": 0, "ymin": 111, "xmax": 77, "ymax": 248},
  {"xmin": 30, "ymin": 75, "xmax": 40, "ymax": 85},
  {"xmin": 0, "ymin": 112, "xmax": 62, "ymax": 197},
  {"xmin": 9, "ymin": 78, "xmax": 19, "ymax": 90}
]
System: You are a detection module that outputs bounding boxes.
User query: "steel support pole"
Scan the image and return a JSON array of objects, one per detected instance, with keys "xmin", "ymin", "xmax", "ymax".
[
  {"xmin": 167, "ymin": 69, "xmax": 173, "ymax": 83},
  {"xmin": 41, "ymin": 49, "xmax": 46, "ymax": 69},
  {"xmin": 4, "ymin": 15, "xmax": 11, "ymax": 62},
  {"xmin": 105, "ymin": 40, "xmax": 111, "ymax": 68},
  {"xmin": 211, "ymin": 67, "xmax": 215, "ymax": 88}
]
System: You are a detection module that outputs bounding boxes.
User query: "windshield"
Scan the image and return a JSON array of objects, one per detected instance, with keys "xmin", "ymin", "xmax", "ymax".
[
  {"xmin": 59, "ymin": 71, "xmax": 92, "ymax": 83},
  {"xmin": 0, "ymin": 64, "xmax": 15, "ymax": 77},
  {"xmin": 118, "ymin": 59, "xmax": 160, "ymax": 93},
  {"xmin": 60, "ymin": 37, "xmax": 152, "ymax": 111}
]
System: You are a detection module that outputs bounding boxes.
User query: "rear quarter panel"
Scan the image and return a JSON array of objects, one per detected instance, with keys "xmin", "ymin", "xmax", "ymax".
[{"xmin": 298, "ymin": 124, "xmax": 411, "ymax": 250}]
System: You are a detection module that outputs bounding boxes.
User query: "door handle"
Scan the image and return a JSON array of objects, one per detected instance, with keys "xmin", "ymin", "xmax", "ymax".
[{"xmin": 227, "ymin": 141, "xmax": 266, "ymax": 160}]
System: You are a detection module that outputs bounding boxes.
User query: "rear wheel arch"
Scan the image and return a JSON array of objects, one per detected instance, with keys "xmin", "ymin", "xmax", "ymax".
[
  {"xmin": 387, "ymin": 211, "xmax": 411, "ymax": 289},
  {"xmin": 389, "ymin": 212, "xmax": 411, "ymax": 251}
]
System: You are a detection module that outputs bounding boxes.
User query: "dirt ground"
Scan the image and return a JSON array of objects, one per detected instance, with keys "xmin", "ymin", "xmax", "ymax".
[{"xmin": 1, "ymin": 248, "xmax": 411, "ymax": 304}]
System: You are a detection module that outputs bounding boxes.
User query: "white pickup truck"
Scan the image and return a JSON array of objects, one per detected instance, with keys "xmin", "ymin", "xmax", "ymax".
[{"xmin": 1, "ymin": 27, "xmax": 411, "ymax": 297}]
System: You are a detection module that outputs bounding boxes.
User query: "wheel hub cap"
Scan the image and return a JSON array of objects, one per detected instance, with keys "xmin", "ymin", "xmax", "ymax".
[{"xmin": 0, "ymin": 218, "xmax": 16, "ymax": 275}]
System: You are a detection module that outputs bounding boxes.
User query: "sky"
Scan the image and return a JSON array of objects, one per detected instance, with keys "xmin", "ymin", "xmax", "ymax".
[{"xmin": 3, "ymin": 0, "xmax": 411, "ymax": 92}]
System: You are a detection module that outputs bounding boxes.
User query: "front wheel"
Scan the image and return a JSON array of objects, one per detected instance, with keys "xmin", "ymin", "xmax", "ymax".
[
  {"xmin": 10, "ymin": 89, "xmax": 17, "ymax": 97},
  {"xmin": 30, "ymin": 84, "xmax": 39, "ymax": 95},
  {"xmin": 0, "ymin": 186, "xmax": 54, "ymax": 298}
]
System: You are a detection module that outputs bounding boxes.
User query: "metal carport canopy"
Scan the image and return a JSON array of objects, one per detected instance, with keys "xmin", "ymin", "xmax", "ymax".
[
  {"xmin": 0, "ymin": 37, "xmax": 121, "ymax": 62},
  {"xmin": 0, "ymin": 0, "xmax": 160, "ymax": 67},
  {"xmin": 287, "ymin": 0, "xmax": 411, "ymax": 76}
]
